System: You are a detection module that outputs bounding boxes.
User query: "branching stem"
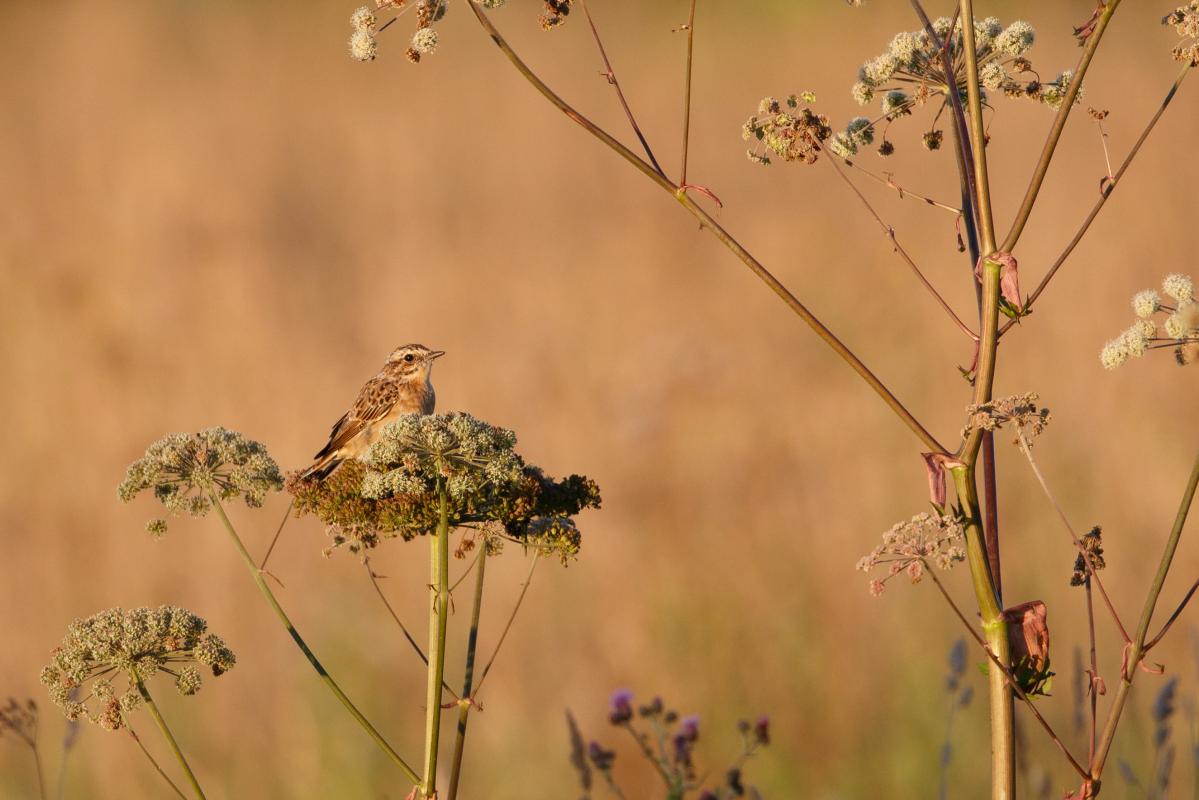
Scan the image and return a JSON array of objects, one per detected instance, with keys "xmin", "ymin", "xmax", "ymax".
[
  {"xmin": 464, "ymin": 0, "xmax": 947, "ymax": 455},
  {"xmin": 446, "ymin": 545, "xmax": 489, "ymax": 800},
  {"xmin": 207, "ymin": 494, "xmax": 419, "ymax": 784}
]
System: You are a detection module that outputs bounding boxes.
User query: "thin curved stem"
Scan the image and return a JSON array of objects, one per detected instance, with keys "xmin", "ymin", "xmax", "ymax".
[
  {"xmin": 1014, "ymin": 429, "xmax": 1131, "ymax": 643},
  {"xmin": 826, "ymin": 155, "xmax": 977, "ymax": 340},
  {"xmin": 446, "ymin": 545, "xmax": 488, "ymax": 800},
  {"xmin": 125, "ymin": 723, "xmax": 187, "ymax": 800},
  {"xmin": 1092, "ymin": 448, "xmax": 1199, "ymax": 783},
  {"xmin": 465, "ymin": 0, "xmax": 947, "ymax": 455},
  {"xmin": 577, "ymin": 0, "xmax": 665, "ymax": 179},
  {"xmin": 1000, "ymin": 63, "xmax": 1192, "ymax": 334},
  {"xmin": 363, "ymin": 559, "xmax": 460, "ymax": 702},
  {"xmin": 133, "ymin": 674, "xmax": 206, "ymax": 800},
  {"xmin": 473, "ymin": 552, "xmax": 540, "ymax": 697},
  {"xmin": 925, "ymin": 567, "xmax": 1089, "ymax": 780},
  {"xmin": 844, "ymin": 160, "xmax": 961, "ymax": 214},
  {"xmin": 421, "ymin": 491, "xmax": 452, "ymax": 798},
  {"xmin": 1000, "ymin": 0, "xmax": 1124, "ymax": 253},
  {"xmin": 208, "ymin": 495, "xmax": 420, "ymax": 785}
]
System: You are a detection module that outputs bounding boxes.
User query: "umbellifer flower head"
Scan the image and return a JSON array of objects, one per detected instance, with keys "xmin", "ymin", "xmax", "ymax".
[
  {"xmin": 832, "ymin": 17, "xmax": 1076, "ymax": 158},
  {"xmin": 742, "ymin": 95, "xmax": 832, "ymax": 166},
  {"xmin": 118, "ymin": 428, "xmax": 283, "ymax": 534},
  {"xmin": 856, "ymin": 512, "xmax": 966, "ymax": 596},
  {"xmin": 1163, "ymin": 2, "xmax": 1199, "ymax": 66},
  {"xmin": 40, "ymin": 606, "xmax": 235, "ymax": 731},
  {"xmin": 1101, "ymin": 274, "xmax": 1199, "ymax": 369},
  {"xmin": 287, "ymin": 412, "xmax": 600, "ymax": 559},
  {"xmin": 961, "ymin": 392, "xmax": 1051, "ymax": 446}
]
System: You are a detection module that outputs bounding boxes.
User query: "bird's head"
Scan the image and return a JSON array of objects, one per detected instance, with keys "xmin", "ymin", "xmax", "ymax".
[{"xmin": 385, "ymin": 344, "xmax": 445, "ymax": 381}]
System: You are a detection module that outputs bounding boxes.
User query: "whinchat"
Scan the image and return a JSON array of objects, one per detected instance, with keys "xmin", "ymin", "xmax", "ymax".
[{"xmin": 302, "ymin": 344, "xmax": 445, "ymax": 480}]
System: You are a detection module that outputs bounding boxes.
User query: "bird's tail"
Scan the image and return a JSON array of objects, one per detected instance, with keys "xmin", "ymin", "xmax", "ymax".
[{"xmin": 301, "ymin": 455, "xmax": 342, "ymax": 481}]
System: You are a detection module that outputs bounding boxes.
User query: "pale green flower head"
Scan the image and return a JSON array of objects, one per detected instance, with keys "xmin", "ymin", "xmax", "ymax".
[
  {"xmin": 1121, "ymin": 323, "xmax": 1149, "ymax": 358},
  {"xmin": 1132, "ymin": 289, "xmax": 1162, "ymax": 319},
  {"xmin": 828, "ymin": 131, "xmax": 858, "ymax": 159},
  {"xmin": 1100, "ymin": 338, "xmax": 1130, "ymax": 370},
  {"xmin": 349, "ymin": 29, "xmax": 377, "ymax": 61},
  {"xmin": 412, "ymin": 27, "xmax": 439, "ymax": 55},
  {"xmin": 881, "ymin": 90, "xmax": 910, "ymax": 117},
  {"xmin": 846, "ymin": 117, "xmax": 874, "ymax": 146},
  {"xmin": 1165, "ymin": 312, "xmax": 1189, "ymax": 339},
  {"xmin": 350, "ymin": 6, "xmax": 376, "ymax": 32},
  {"xmin": 851, "ymin": 81, "xmax": 874, "ymax": 106},
  {"xmin": 995, "ymin": 21, "xmax": 1035, "ymax": 56},
  {"xmin": 888, "ymin": 31, "xmax": 919, "ymax": 65},
  {"xmin": 118, "ymin": 428, "xmax": 283, "ymax": 534},
  {"xmin": 980, "ymin": 62, "xmax": 1007, "ymax": 90},
  {"xmin": 40, "ymin": 606, "xmax": 235, "ymax": 731},
  {"xmin": 1163, "ymin": 273, "xmax": 1194, "ymax": 303}
]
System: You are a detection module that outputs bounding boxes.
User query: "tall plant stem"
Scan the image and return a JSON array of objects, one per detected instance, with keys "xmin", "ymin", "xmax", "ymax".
[
  {"xmin": 207, "ymin": 495, "xmax": 419, "ymax": 785},
  {"xmin": 951, "ymin": 465, "xmax": 1014, "ymax": 800},
  {"xmin": 925, "ymin": 567, "xmax": 1088, "ymax": 779},
  {"xmin": 464, "ymin": 0, "xmax": 947, "ymax": 455},
  {"xmin": 1000, "ymin": 62, "xmax": 1192, "ymax": 334},
  {"xmin": 957, "ymin": 0, "xmax": 996, "ymax": 253},
  {"xmin": 1092, "ymin": 449, "xmax": 1199, "ymax": 786},
  {"xmin": 446, "ymin": 545, "xmax": 488, "ymax": 800},
  {"xmin": 132, "ymin": 672, "xmax": 206, "ymax": 800},
  {"xmin": 981, "ymin": 432, "xmax": 1001, "ymax": 599},
  {"xmin": 678, "ymin": 0, "xmax": 697, "ymax": 186},
  {"xmin": 1000, "ymin": 0, "xmax": 1123, "ymax": 253},
  {"xmin": 422, "ymin": 492, "xmax": 452, "ymax": 798}
]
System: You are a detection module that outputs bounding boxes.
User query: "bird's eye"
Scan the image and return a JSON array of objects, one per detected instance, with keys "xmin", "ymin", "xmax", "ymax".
[{"xmin": 404, "ymin": 354, "xmax": 415, "ymax": 362}]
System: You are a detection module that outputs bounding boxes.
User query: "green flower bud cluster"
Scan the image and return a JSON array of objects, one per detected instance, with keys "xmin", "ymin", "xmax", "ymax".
[
  {"xmin": 40, "ymin": 606, "xmax": 235, "ymax": 731},
  {"xmin": 118, "ymin": 428, "xmax": 283, "ymax": 534},
  {"xmin": 287, "ymin": 412, "xmax": 600, "ymax": 560}
]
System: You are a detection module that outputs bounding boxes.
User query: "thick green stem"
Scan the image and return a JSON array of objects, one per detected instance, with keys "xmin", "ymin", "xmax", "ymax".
[
  {"xmin": 446, "ymin": 545, "xmax": 489, "ymax": 800},
  {"xmin": 133, "ymin": 673, "xmax": 206, "ymax": 800},
  {"xmin": 422, "ymin": 492, "xmax": 452, "ymax": 797},
  {"xmin": 208, "ymin": 495, "xmax": 419, "ymax": 785},
  {"xmin": 1091, "ymin": 449, "xmax": 1199, "ymax": 788},
  {"xmin": 951, "ymin": 466, "xmax": 1014, "ymax": 800}
]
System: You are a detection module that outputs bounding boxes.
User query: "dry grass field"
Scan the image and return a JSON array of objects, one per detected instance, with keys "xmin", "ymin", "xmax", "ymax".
[{"xmin": 2, "ymin": 1, "xmax": 1198, "ymax": 797}]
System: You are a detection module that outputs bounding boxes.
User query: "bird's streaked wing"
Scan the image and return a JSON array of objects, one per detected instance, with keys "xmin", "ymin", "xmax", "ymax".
[{"xmin": 312, "ymin": 373, "xmax": 400, "ymax": 459}]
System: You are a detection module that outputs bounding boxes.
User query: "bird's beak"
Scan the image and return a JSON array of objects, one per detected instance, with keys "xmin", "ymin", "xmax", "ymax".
[{"xmin": 429, "ymin": 350, "xmax": 446, "ymax": 360}]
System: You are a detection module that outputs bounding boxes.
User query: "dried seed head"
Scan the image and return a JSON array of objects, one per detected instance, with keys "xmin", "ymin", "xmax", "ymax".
[{"xmin": 40, "ymin": 606, "xmax": 235, "ymax": 731}]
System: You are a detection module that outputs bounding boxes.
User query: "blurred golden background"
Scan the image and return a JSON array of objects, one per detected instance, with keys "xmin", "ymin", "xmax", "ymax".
[{"xmin": 2, "ymin": 1, "xmax": 1198, "ymax": 797}]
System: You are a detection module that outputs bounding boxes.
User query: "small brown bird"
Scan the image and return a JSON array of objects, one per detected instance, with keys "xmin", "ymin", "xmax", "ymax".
[{"xmin": 303, "ymin": 344, "xmax": 445, "ymax": 480}]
